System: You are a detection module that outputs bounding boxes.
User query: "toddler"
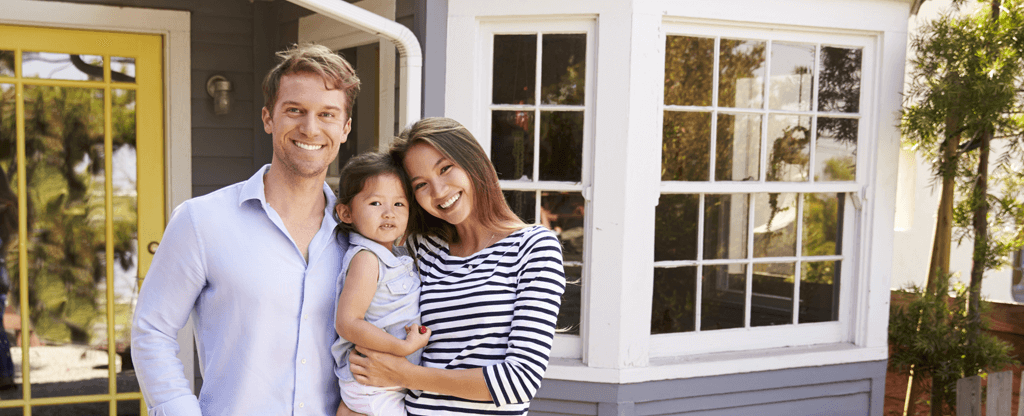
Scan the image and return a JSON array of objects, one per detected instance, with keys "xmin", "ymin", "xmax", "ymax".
[{"xmin": 332, "ymin": 151, "xmax": 429, "ymax": 416}]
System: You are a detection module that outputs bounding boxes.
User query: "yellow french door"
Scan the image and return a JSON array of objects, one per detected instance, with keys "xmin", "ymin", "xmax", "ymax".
[{"xmin": 0, "ymin": 24, "xmax": 164, "ymax": 415}]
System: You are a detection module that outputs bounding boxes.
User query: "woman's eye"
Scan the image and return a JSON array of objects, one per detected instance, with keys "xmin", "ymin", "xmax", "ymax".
[
  {"xmin": 440, "ymin": 165, "xmax": 452, "ymax": 174},
  {"xmin": 413, "ymin": 183, "xmax": 425, "ymax": 191}
]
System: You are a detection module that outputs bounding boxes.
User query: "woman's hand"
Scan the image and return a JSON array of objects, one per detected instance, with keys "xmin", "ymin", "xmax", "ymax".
[{"xmin": 348, "ymin": 345, "xmax": 412, "ymax": 388}]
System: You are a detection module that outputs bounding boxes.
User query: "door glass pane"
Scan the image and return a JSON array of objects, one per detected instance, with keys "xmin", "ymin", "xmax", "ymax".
[
  {"xmin": 651, "ymin": 266, "xmax": 696, "ymax": 334},
  {"xmin": 111, "ymin": 57, "xmax": 136, "ymax": 83},
  {"xmin": 539, "ymin": 111, "xmax": 582, "ymax": 182},
  {"xmin": 718, "ymin": 39, "xmax": 765, "ymax": 109},
  {"xmin": 110, "ymin": 89, "xmax": 139, "ymax": 393},
  {"xmin": 503, "ymin": 190, "xmax": 536, "ymax": 224},
  {"xmin": 703, "ymin": 194, "xmax": 748, "ymax": 260},
  {"xmin": 753, "ymin": 192, "xmax": 797, "ymax": 258},
  {"xmin": 815, "ymin": 117, "xmax": 857, "ymax": 182},
  {"xmin": 0, "ymin": 52, "xmax": 13, "ymax": 77},
  {"xmin": 23, "ymin": 85, "xmax": 109, "ymax": 395},
  {"xmin": 801, "ymin": 261, "xmax": 840, "ymax": 323},
  {"xmin": 541, "ymin": 34, "xmax": 586, "ymax": 105},
  {"xmin": 655, "ymin": 193, "xmax": 699, "ymax": 261},
  {"xmin": 702, "ymin": 263, "xmax": 746, "ymax": 330},
  {"xmin": 665, "ymin": 36, "xmax": 714, "ymax": 107},
  {"xmin": 493, "ymin": 35, "xmax": 536, "ymax": 105},
  {"xmin": 715, "ymin": 113, "xmax": 761, "ymax": 181},
  {"xmin": 662, "ymin": 111, "xmax": 711, "ymax": 181},
  {"xmin": 491, "ymin": 110, "xmax": 534, "ymax": 181},
  {"xmin": 769, "ymin": 42, "xmax": 815, "ymax": 111},
  {"xmin": 766, "ymin": 114, "xmax": 810, "ymax": 182},
  {"xmin": 802, "ymin": 193, "xmax": 842, "ymax": 257},
  {"xmin": 541, "ymin": 192, "xmax": 584, "ymax": 335},
  {"xmin": 22, "ymin": 52, "xmax": 103, "ymax": 81},
  {"xmin": 818, "ymin": 47, "xmax": 861, "ymax": 113},
  {"xmin": 1, "ymin": 83, "xmax": 17, "ymax": 398},
  {"xmin": 751, "ymin": 262, "xmax": 794, "ymax": 327}
]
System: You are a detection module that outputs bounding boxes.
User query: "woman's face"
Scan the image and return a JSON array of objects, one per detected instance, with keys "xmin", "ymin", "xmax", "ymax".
[{"xmin": 404, "ymin": 142, "xmax": 476, "ymax": 227}]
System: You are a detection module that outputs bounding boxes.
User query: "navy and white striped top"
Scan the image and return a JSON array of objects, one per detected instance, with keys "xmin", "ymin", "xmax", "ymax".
[{"xmin": 406, "ymin": 225, "xmax": 566, "ymax": 415}]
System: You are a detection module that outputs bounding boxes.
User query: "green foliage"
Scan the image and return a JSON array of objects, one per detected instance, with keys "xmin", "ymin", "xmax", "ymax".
[{"xmin": 889, "ymin": 278, "xmax": 1018, "ymax": 414}]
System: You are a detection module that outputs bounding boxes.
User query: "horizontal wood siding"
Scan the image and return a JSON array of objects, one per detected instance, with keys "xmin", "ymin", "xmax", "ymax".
[{"xmin": 533, "ymin": 360, "xmax": 885, "ymax": 415}]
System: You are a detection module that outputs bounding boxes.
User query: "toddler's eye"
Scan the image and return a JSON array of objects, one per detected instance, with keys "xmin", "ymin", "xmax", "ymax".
[
  {"xmin": 395, "ymin": 202, "xmax": 405, "ymax": 207},
  {"xmin": 369, "ymin": 201, "xmax": 381, "ymax": 206}
]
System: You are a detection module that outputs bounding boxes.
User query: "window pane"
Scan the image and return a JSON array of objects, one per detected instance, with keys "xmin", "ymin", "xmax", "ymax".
[
  {"xmin": 0, "ymin": 51, "xmax": 13, "ymax": 77},
  {"xmin": 751, "ymin": 262, "xmax": 794, "ymax": 327},
  {"xmin": 718, "ymin": 39, "xmax": 765, "ymax": 109},
  {"xmin": 23, "ymin": 85, "xmax": 110, "ymax": 395},
  {"xmin": 766, "ymin": 114, "xmax": 810, "ymax": 182},
  {"xmin": 815, "ymin": 117, "xmax": 857, "ymax": 182},
  {"xmin": 753, "ymin": 192, "xmax": 797, "ymax": 258},
  {"xmin": 558, "ymin": 265, "xmax": 582, "ymax": 335},
  {"xmin": 539, "ymin": 111, "xmax": 582, "ymax": 182},
  {"xmin": 802, "ymin": 193, "xmax": 843, "ymax": 257},
  {"xmin": 715, "ymin": 113, "xmax": 761, "ymax": 181},
  {"xmin": 492, "ymin": 35, "xmax": 536, "ymax": 105},
  {"xmin": 651, "ymin": 266, "xmax": 696, "ymax": 334},
  {"xmin": 541, "ymin": 34, "xmax": 586, "ymax": 105},
  {"xmin": 768, "ymin": 42, "xmax": 814, "ymax": 111},
  {"xmin": 703, "ymin": 194, "xmax": 748, "ymax": 260},
  {"xmin": 818, "ymin": 47, "xmax": 861, "ymax": 113},
  {"xmin": 503, "ymin": 190, "xmax": 536, "ymax": 224},
  {"xmin": 701, "ymin": 264, "xmax": 746, "ymax": 330},
  {"xmin": 800, "ymin": 261, "xmax": 840, "ymax": 323},
  {"xmin": 662, "ymin": 111, "xmax": 711, "ymax": 181},
  {"xmin": 655, "ymin": 194, "xmax": 699, "ymax": 262},
  {"xmin": 491, "ymin": 110, "xmax": 534, "ymax": 181},
  {"xmin": 111, "ymin": 56, "xmax": 137, "ymax": 83},
  {"xmin": 1, "ymin": 84, "xmax": 15, "ymax": 396},
  {"xmin": 22, "ymin": 52, "xmax": 103, "ymax": 81},
  {"xmin": 111, "ymin": 89, "xmax": 140, "ymax": 393},
  {"xmin": 665, "ymin": 36, "xmax": 714, "ymax": 106}
]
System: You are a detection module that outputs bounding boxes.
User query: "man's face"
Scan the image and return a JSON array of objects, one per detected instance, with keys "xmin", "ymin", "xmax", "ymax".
[{"xmin": 262, "ymin": 72, "xmax": 351, "ymax": 180}]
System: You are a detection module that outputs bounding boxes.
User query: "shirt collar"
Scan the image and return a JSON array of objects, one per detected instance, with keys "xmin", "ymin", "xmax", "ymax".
[
  {"xmin": 348, "ymin": 232, "xmax": 406, "ymax": 268},
  {"xmin": 239, "ymin": 164, "xmax": 338, "ymax": 216}
]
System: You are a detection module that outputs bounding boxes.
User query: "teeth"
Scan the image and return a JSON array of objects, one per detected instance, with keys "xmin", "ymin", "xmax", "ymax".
[
  {"xmin": 440, "ymin": 193, "xmax": 460, "ymax": 209},
  {"xmin": 294, "ymin": 141, "xmax": 323, "ymax": 151}
]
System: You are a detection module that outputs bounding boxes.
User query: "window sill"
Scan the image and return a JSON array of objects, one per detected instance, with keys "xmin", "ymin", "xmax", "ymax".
[{"xmin": 545, "ymin": 343, "xmax": 887, "ymax": 384}]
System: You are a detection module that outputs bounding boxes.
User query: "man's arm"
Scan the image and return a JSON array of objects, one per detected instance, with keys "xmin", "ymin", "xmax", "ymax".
[{"xmin": 131, "ymin": 202, "xmax": 208, "ymax": 416}]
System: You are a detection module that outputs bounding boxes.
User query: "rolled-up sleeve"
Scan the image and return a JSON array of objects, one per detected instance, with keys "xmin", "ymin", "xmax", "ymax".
[
  {"xmin": 131, "ymin": 202, "xmax": 208, "ymax": 416},
  {"xmin": 483, "ymin": 232, "xmax": 566, "ymax": 407}
]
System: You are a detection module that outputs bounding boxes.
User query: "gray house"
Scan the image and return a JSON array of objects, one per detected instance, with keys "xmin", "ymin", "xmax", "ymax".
[{"xmin": 0, "ymin": 0, "xmax": 909, "ymax": 414}]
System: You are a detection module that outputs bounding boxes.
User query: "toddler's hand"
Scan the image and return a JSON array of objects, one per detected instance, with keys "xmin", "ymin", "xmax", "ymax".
[{"xmin": 403, "ymin": 324, "xmax": 430, "ymax": 353}]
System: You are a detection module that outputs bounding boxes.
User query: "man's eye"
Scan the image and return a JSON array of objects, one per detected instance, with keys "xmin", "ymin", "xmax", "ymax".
[{"xmin": 320, "ymin": 112, "xmax": 336, "ymax": 118}]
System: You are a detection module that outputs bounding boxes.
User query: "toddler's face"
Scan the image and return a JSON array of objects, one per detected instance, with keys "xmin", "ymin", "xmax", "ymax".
[{"xmin": 337, "ymin": 173, "xmax": 409, "ymax": 250}]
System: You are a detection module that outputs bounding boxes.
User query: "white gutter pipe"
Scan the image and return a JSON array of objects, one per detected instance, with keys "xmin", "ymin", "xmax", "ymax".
[{"xmin": 286, "ymin": 0, "xmax": 423, "ymax": 133}]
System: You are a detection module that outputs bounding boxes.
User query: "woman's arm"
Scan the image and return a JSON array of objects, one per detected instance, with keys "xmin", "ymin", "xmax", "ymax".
[
  {"xmin": 348, "ymin": 346, "xmax": 492, "ymax": 401},
  {"xmin": 336, "ymin": 250, "xmax": 429, "ymax": 357}
]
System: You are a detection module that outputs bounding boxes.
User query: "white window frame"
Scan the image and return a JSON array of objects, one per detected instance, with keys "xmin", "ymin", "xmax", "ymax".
[
  {"xmin": 651, "ymin": 21, "xmax": 877, "ymax": 357},
  {"xmin": 478, "ymin": 18, "xmax": 597, "ymax": 360}
]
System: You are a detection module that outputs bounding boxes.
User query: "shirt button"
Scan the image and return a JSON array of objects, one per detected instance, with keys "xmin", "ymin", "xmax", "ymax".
[
  {"xmin": 403, "ymin": 283, "xmax": 408, "ymax": 289},
  {"xmin": 299, "ymin": 403, "xmax": 304, "ymax": 408},
  {"xmin": 301, "ymin": 359, "xmax": 307, "ymax": 364},
  {"xmin": 303, "ymin": 314, "xmax": 308, "ymax": 320}
]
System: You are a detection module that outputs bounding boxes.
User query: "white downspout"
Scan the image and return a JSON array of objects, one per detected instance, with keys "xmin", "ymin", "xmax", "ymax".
[{"xmin": 286, "ymin": 0, "xmax": 423, "ymax": 136}]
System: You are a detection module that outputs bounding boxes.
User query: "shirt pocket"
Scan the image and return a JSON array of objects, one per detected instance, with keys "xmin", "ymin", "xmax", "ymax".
[{"xmin": 385, "ymin": 274, "xmax": 418, "ymax": 295}]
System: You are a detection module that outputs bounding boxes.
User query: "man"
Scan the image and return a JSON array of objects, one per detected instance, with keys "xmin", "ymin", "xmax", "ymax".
[{"xmin": 132, "ymin": 44, "xmax": 359, "ymax": 415}]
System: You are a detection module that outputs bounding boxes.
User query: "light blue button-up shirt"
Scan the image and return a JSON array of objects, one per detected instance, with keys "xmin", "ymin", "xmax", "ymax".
[{"xmin": 132, "ymin": 165, "xmax": 347, "ymax": 416}]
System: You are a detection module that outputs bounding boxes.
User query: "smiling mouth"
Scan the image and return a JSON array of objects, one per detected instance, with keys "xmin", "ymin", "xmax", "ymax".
[
  {"xmin": 439, "ymin": 192, "xmax": 460, "ymax": 209},
  {"xmin": 293, "ymin": 141, "xmax": 324, "ymax": 151}
]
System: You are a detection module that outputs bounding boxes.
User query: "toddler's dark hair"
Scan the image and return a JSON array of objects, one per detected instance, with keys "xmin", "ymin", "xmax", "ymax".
[{"xmin": 333, "ymin": 151, "xmax": 415, "ymax": 236}]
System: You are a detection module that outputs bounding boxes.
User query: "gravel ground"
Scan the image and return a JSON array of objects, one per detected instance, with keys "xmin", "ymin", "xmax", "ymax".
[{"xmin": 0, "ymin": 345, "xmax": 141, "ymax": 416}]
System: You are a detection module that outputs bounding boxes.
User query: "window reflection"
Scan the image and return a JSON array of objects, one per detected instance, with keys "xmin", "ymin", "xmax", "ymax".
[
  {"xmin": 753, "ymin": 192, "xmax": 797, "ymax": 258},
  {"xmin": 815, "ymin": 117, "xmax": 857, "ymax": 182},
  {"xmin": 665, "ymin": 36, "xmax": 714, "ymax": 107},
  {"xmin": 22, "ymin": 52, "xmax": 103, "ymax": 81},
  {"xmin": 701, "ymin": 264, "xmax": 746, "ymax": 330},
  {"xmin": 751, "ymin": 262, "xmax": 794, "ymax": 327},
  {"xmin": 492, "ymin": 35, "xmax": 536, "ymax": 105},
  {"xmin": 802, "ymin": 193, "xmax": 843, "ymax": 257},
  {"xmin": 718, "ymin": 39, "xmax": 765, "ymax": 109},
  {"xmin": 539, "ymin": 111, "xmax": 583, "ymax": 182},
  {"xmin": 818, "ymin": 47, "xmax": 862, "ymax": 113},
  {"xmin": 715, "ymin": 113, "xmax": 761, "ymax": 181},
  {"xmin": 767, "ymin": 115, "xmax": 810, "ymax": 182},
  {"xmin": 703, "ymin": 194, "xmax": 748, "ymax": 260},
  {"xmin": 491, "ymin": 110, "xmax": 534, "ymax": 181},
  {"xmin": 655, "ymin": 194, "xmax": 699, "ymax": 262},
  {"xmin": 651, "ymin": 266, "xmax": 696, "ymax": 334},
  {"xmin": 769, "ymin": 42, "xmax": 815, "ymax": 111},
  {"xmin": 541, "ymin": 34, "xmax": 586, "ymax": 106},
  {"xmin": 662, "ymin": 111, "xmax": 711, "ymax": 182},
  {"xmin": 0, "ymin": 51, "xmax": 13, "ymax": 77},
  {"xmin": 800, "ymin": 261, "xmax": 840, "ymax": 323}
]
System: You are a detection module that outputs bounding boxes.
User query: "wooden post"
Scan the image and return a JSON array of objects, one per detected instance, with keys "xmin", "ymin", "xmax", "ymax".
[
  {"xmin": 1017, "ymin": 371, "xmax": 1024, "ymax": 416},
  {"xmin": 958, "ymin": 375, "xmax": 982, "ymax": 416},
  {"xmin": 988, "ymin": 371, "xmax": 1013, "ymax": 416}
]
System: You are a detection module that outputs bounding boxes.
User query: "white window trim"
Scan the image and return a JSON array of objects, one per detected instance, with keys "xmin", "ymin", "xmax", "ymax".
[
  {"xmin": 0, "ymin": 0, "xmax": 193, "ymax": 389},
  {"xmin": 448, "ymin": 0, "xmax": 905, "ymax": 384}
]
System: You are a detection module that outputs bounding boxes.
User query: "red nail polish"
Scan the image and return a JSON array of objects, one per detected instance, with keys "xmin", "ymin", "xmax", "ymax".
[{"xmin": 419, "ymin": 326, "xmax": 427, "ymax": 334}]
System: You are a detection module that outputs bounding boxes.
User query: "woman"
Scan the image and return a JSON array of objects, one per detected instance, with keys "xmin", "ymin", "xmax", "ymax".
[{"xmin": 344, "ymin": 117, "xmax": 566, "ymax": 415}]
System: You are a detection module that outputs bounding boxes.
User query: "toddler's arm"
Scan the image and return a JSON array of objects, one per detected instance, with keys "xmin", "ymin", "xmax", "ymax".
[{"xmin": 336, "ymin": 250, "xmax": 430, "ymax": 357}]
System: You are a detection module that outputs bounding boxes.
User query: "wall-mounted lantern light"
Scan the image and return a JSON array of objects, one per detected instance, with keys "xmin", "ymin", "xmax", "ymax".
[{"xmin": 206, "ymin": 75, "xmax": 232, "ymax": 115}]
